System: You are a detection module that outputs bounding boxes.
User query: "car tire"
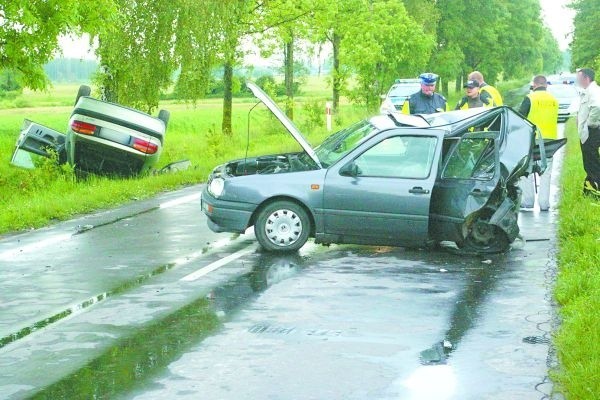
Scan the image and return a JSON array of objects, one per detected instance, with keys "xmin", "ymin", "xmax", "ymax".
[
  {"xmin": 255, "ymin": 201, "xmax": 311, "ymax": 252},
  {"xmin": 75, "ymin": 85, "xmax": 92, "ymax": 106},
  {"xmin": 457, "ymin": 214, "xmax": 510, "ymax": 255},
  {"xmin": 158, "ymin": 109, "xmax": 170, "ymax": 128}
]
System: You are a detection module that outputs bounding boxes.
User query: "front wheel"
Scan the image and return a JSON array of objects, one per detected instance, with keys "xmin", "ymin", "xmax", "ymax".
[
  {"xmin": 457, "ymin": 216, "xmax": 510, "ymax": 254},
  {"xmin": 255, "ymin": 201, "xmax": 310, "ymax": 252},
  {"xmin": 74, "ymin": 85, "xmax": 91, "ymax": 106}
]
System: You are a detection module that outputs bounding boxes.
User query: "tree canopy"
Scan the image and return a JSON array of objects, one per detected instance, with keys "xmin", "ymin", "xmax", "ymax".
[
  {"xmin": 3, "ymin": 0, "xmax": 564, "ymax": 125},
  {"xmin": 570, "ymin": 0, "xmax": 600, "ymax": 71}
]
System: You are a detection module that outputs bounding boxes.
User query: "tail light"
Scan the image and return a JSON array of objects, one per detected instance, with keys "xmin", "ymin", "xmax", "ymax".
[
  {"xmin": 132, "ymin": 137, "xmax": 159, "ymax": 154},
  {"xmin": 71, "ymin": 120, "xmax": 97, "ymax": 135}
]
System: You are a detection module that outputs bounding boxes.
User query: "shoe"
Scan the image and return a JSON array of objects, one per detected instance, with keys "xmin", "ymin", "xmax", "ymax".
[{"xmin": 583, "ymin": 180, "xmax": 600, "ymax": 199}]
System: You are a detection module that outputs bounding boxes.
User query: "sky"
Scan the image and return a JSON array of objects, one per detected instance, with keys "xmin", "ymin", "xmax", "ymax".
[
  {"xmin": 539, "ymin": 0, "xmax": 575, "ymax": 51},
  {"xmin": 58, "ymin": 0, "xmax": 576, "ymax": 61}
]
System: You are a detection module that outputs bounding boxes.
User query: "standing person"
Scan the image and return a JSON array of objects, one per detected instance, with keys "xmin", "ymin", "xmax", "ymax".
[
  {"xmin": 468, "ymin": 71, "xmax": 503, "ymax": 106},
  {"xmin": 518, "ymin": 75, "xmax": 559, "ymax": 211},
  {"xmin": 576, "ymin": 68, "xmax": 600, "ymax": 199},
  {"xmin": 402, "ymin": 73, "xmax": 447, "ymax": 115},
  {"xmin": 455, "ymin": 80, "xmax": 494, "ymax": 110}
]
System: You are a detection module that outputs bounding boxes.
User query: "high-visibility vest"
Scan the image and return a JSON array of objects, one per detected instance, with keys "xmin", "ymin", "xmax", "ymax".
[
  {"xmin": 480, "ymin": 85, "xmax": 503, "ymax": 106},
  {"xmin": 527, "ymin": 90, "xmax": 559, "ymax": 139}
]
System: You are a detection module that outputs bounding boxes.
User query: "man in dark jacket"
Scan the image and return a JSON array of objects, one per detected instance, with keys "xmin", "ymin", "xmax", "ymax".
[
  {"xmin": 455, "ymin": 80, "xmax": 494, "ymax": 110},
  {"xmin": 402, "ymin": 73, "xmax": 447, "ymax": 115}
]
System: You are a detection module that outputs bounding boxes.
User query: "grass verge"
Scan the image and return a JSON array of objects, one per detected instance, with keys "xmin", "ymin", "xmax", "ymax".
[{"xmin": 552, "ymin": 119, "xmax": 600, "ymax": 399}]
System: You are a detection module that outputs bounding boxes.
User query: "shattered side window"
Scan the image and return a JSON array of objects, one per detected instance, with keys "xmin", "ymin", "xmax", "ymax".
[{"xmin": 443, "ymin": 137, "xmax": 496, "ymax": 180}]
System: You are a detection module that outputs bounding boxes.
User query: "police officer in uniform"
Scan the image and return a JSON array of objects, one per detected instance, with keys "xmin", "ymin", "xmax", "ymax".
[
  {"xmin": 402, "ymin": 73, "xmax": 447, "ymax": 115},
  {"xmin": 518, "ymin": 75, "xmax": 559, "ymax": 211},
  {"xmin": 455, "ymin": 80, "xmax": 494, "ymax": 110}
]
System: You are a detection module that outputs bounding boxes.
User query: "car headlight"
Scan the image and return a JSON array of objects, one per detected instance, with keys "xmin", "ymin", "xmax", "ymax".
[{"xmin": 208, "ymin": 177, "xmax": 225, "ymax": 197}]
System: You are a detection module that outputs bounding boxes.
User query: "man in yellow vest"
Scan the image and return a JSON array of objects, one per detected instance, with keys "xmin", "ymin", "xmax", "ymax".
[
  {"xmin": 455, "ymin": 80, "xmax": 494, "ymax": 110},
  {"xmin": 468, "ymin": 71, "xmax": 503, "ymax": 106},
  {"xmin": 518, "ymin": 75, "xmax": 559, "ymax": 211}
]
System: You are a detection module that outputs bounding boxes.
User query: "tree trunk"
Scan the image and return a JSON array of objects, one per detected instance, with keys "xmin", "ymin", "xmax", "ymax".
[
  {"xmin": 332, "ymin": 32, "xmax": 341, "ymax": 113},
  {"xmin": 455, "ymin": 72, "xmax": 463, "ymax": 94},
  {"xmin": 441, "ymin": 77, "xmax": 449, "ymax": 97},
  {"xmin": 284, "ymin": 36, "xmax": 294, "ymax": 120},
  {"xmin": 222, "ymin": 60, "xmax": 233, "ymax": 136}
]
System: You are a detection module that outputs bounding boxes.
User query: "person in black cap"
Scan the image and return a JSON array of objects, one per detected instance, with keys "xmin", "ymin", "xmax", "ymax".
[
  {"xmin": 455, "ymin": 80, "xmax": 494, "ymax": 110},
  {"xmin": 402, "ymin": 73, "xmax": 447, "ymax": 115}
]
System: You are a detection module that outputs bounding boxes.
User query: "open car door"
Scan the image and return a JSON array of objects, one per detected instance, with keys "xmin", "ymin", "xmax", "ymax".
[{"xmin": 10, "ymin": 120, "xmax": 66, "ymax": 168}]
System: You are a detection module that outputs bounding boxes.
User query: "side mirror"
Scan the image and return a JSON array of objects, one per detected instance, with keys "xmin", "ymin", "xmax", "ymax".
[
  {"xmin": 380, "ymin": 94, "xmax": 387, "ymax": 100},
  {"xmin": 341, "ymin": 161, "xmax": 361, "ymax": 177}
]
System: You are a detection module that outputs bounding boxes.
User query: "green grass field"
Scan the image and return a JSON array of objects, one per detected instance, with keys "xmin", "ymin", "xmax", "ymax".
[{"xmin": 553, "ymin": 120, "xmax": 600, "ymax": 399}]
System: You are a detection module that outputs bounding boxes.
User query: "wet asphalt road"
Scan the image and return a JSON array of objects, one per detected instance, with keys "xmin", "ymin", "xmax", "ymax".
[{"xmin": 0, "ymin": 127, "xmax": 565, "ymax": 400}]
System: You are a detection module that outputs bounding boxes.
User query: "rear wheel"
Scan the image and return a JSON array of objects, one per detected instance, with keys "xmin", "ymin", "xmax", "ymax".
[
  {"xmin": 74, "ymin": 85, "xmax": 91, "ymax": 106},
  {"xmin": 458, "ymin": 215, "xmax": 510, "ymax": 254},
  {"xmin": 158, "ymin": 109, "xmax": 170, "ymax": 128},
  {"xmin": 255, "ymin": 201, "xmax": 310, "ymax": 252}
]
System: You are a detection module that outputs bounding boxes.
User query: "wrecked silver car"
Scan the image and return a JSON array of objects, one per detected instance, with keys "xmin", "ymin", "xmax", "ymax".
[
  {"xmin": 11, "ymin": 86, "xmax": 169, "ymax": 176},
  {"xmin": 202, "ymin": 82, "xmax": 549, "ymax": 254}
]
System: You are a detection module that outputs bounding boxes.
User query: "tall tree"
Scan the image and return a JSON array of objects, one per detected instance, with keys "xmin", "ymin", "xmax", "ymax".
[
  {"xmin": 262, "ymin": 0, "xmax": 314, "ymax": 119},
  {"xmin": 570, "ymin": 0, "xmax": 600, "ymax": 71},
  {"xmin": 343, "ymin": 0, "xmax": 434, "ymax": 109},
  {"xmin": 0, "ymin": 0, "xmax": 116, "ymax": 90},
  {"xmin": 95, "ymin": 0, "xmax": 226, "ymax": 112}
]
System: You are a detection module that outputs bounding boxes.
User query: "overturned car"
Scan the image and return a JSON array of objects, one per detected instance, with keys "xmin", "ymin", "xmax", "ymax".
[
  {"xmin": 202, "ymin": 82, "xmax": 554, "ymax": 254},
  {"xmin": 11, "ymin": 86, "xmax": 169, "ymax": 176}
]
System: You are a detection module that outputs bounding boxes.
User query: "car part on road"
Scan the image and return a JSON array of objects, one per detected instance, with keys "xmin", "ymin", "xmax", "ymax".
[
  {"xmin": 11, "ymin": 85, "xmax": 169, "ymax": 177},
  {"xmin": 202, "ymin": 82, "xmax": 552, "ymax": 255}
]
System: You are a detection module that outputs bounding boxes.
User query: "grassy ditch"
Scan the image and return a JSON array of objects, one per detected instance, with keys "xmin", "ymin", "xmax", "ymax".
[{"xmin": 552, "ymin": 120, "xmax": 600, "ymax": 399}]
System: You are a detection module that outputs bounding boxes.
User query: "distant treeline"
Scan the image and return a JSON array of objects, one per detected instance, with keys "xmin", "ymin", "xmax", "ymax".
[{"xmin": 43, "ymin": 58, "xmax": 99, "ymax": 83}]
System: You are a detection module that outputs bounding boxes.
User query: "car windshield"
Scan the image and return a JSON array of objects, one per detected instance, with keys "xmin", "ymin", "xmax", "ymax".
[
  {"xmin": 388, "ymin": 84, "xmax": 420, "ymax": 98},
  {"xmin": 547, "ymin": 84, "xmax": 579, "ymax": 98},
  {"xmin": 315, "ymin": 120, "xmax": 379, "ymax": 167}
]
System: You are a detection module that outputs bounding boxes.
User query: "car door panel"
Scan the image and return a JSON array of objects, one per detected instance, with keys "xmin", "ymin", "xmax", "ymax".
[{"xmin": 322, "ymin": 130, "xmax": 444, "ymax": 246}]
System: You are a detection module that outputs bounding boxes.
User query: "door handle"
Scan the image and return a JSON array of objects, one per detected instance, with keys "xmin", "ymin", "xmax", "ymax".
[{"xmin": 409, "ymin": 186, "xmax": 430, "ymax": 195}]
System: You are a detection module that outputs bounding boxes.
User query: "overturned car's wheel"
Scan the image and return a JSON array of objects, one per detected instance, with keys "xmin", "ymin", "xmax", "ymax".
[
  {"xmin": 158, "ymin": 109, "xmax": 170, "ymax": 128},
  {"xmin": 74, "ymin": 85, "xmax": 91, "ymax": 106},
  {"xmin": 255, "ymin": 201, "xmax": 310, "ymax": 252},
  {"xmin": 458, "ymin": 215, "xmax": 510, "ymax": 254}
]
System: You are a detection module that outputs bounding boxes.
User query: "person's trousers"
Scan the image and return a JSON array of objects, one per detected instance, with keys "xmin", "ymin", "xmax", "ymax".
[
  {"xmin": 520, "ymin": 158, "xmax": 553, "ymax": 210},
  {"xmin": 581, "ymin": 127, "xmax": 600, "ymax": 196}
]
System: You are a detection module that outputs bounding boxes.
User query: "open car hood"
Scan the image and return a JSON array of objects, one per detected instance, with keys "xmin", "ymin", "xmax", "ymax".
[{"xmin": 246, "ymin": 81, "xmax": 322, "ymax": 168}]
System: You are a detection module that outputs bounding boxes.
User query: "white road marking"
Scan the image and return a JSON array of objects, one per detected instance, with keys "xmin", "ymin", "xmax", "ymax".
[
  {"xmin": 159, "ymin": 193, "xmax": 201, "ymax": 209},
  {"xmin": 180, "ymin": 244, "xmax": 256, "ymax": 282},
  {"xmin": 0, "ymin": 192, "xmax": 202, "ymax": 261},
  {"xmin": 0, "ymin": 233, "xmax": 72, "ymax": 261}
]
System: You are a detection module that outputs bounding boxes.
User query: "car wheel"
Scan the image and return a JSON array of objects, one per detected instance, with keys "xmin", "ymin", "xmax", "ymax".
[
  {"xmin": 458, "ymin": 215, "xmax": 510, "ymax": 254},
  {"xmin": 255, "ymin": 201, "xmax": 310, "ymax": 252},
  {"xmin": 75, "ymin": 85, "xmax": 91, "ymax": 106},
  {"xmin": 158, "ymin": 109, "xmax": 170, "ymax": 128}
]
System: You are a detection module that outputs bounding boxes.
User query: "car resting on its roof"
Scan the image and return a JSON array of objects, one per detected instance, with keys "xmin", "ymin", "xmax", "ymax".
[
  {"xmin": 202, "ymin": 82, "xmax": 557, "ymax": 254},
  {"xmin": 10, "ymin": 85, "xmax": 170, "ymax": 177}
]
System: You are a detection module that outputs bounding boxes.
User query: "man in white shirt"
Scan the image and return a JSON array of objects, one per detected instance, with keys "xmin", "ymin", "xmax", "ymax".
[{"xmin": 577, "ymin": 68, "xmax": 600, "ymax": 198}]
